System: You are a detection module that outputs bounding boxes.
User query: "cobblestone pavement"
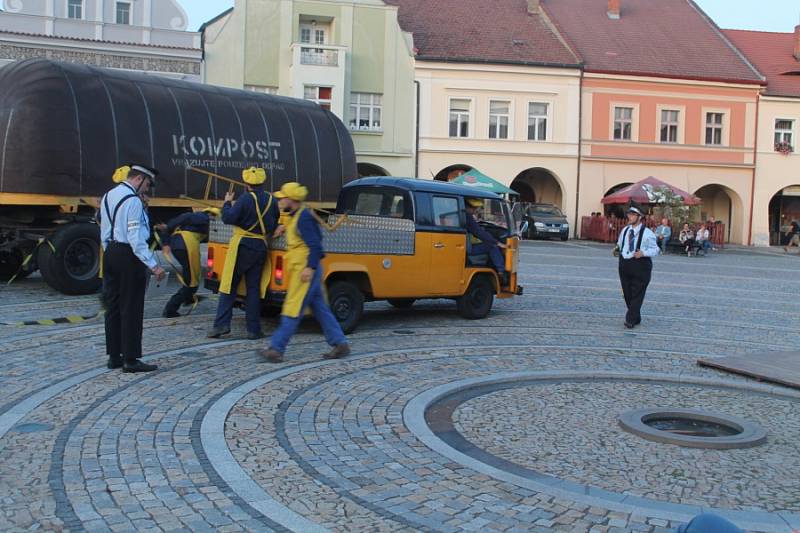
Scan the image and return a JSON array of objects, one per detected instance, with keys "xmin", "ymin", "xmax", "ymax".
[{"xmin": 1, "ymin": 241, "xmax": 800, "ymax": 532}]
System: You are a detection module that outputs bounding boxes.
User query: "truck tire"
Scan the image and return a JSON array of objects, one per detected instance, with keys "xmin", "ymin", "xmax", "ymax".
[
  {"xmin": 328, "ymin": 280, "xmax": 364, "ymax": 334},
  {"xmin": 456, "ymin": 276, "xmax": 494, "ymax": 319},
  {"xmin": 387, "ymin": 298, "xmax": 415, "ymax": 309},
  {"xmin": 38, "ymin": 223, "xmax": 101, "ymax": 295}
]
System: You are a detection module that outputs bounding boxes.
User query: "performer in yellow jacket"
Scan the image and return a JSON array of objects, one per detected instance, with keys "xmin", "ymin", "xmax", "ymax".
[{"xmin": 260, "ymin": 182, "xmax": 349, "ymax": 363}]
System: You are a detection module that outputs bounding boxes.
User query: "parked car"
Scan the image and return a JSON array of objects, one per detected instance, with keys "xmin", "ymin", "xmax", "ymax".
[{"xmin": 521, "ymin": 203, "xmax": 569, "ymax": 241}]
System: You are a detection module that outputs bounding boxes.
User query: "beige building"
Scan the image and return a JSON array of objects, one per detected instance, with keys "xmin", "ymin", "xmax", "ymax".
[
  {"xmin": 726, "ymin": 28, "xmax": 800, "ymax": 246},
  {"xmin": 202, "ymin": 0, "xmax": 416, "ymax": 177}
]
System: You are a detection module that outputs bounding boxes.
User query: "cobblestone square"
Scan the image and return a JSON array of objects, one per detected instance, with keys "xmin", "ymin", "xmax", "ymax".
[{"xmin": 1, "ymin": 242, "xmax": 799, "ymax": 532}]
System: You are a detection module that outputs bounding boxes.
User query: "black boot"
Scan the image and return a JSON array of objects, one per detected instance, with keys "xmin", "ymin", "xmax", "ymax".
[
  {"xmin": 123, "ymin": 360, "xmax": 158, "ymax": 373},
  {"xmin": 107, "ymin": 355, "xmax": 123, "ymax": 369}
]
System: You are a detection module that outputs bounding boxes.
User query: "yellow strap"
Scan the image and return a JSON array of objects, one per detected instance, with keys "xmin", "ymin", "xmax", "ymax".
[
  {"xmin": 5, "ymin": 238, "xmax": 55, "ymax": 288},
  {"xmin": 246, "ymin": 192, "xmax": 273, "ymax": 239}
]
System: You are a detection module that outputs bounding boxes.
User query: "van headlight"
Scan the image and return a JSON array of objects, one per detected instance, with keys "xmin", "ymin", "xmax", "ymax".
[{"xmin": 534, "ymin": 222, "xmax": 545, "ymax": 228}]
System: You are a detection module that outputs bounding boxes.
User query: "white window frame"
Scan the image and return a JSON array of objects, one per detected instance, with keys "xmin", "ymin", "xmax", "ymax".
[
  {"xmin": 67, "ymin": 0, "xmax": 84, "ymax": 20},
  {"xmin": 613, "ymin": 107, "xmax": 633, "ymax": 141},
  {"xmin": 701, "ymin": 108, "xmax": 729, "ymax": 147},
  {"xmin": 115, "ymin": 1, "xmax": 132, "ymax": 25},
  {"xmin": 527, "ymin": 101, "xmax": 550, "ymax": 142},
  {"xmin": 245, "ymin": 85, "xmax": 278, "ymax": 94},
  {"xmin": 488, "ymin": 99, "xmax": 512, "ymax": 140},
  {"xmin": 657, "ymin": 106, "xmax": 684, "ymax": 144},
  {"xmin": 775, "ymin": 119, "xmax": 794, "ymax": 148},
  {"xmin": 349, "ymin": 93, "xmax": 383, "ymax": 132},
  {"xmin": 448, "ymin": 97, "xmax": 473, "ymax": 138},
  {"xmin": 300, "ymin": 27, "xmax": 312, "ymax": 44},
  {"xmin": 608, "ymin": 102, "xmax": 639, "ymax": 142},
  {"xmin": 304, "ymin": 85, "xmax": 332, "ymax": 110}
]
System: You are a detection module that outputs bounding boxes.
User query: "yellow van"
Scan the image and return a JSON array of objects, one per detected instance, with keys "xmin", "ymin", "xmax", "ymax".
[{"xmin": 205, "ymin": 177, "xmax": 523, "ymax": 332}]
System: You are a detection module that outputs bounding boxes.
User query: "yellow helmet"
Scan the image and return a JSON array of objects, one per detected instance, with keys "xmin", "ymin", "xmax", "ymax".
[
  {"xmin": 111, "ymin": 165, "xmax": 131, "ymax": 183},
  {"xmin": 201, "ymin": 207, "xmax": 221, "ymax": 217},
  {"xmin": 242, "ymin": 167, "xmax": 267, "ymax": 185},
  {"xmin": 466, "ymin": 198, "xmax": 483, "ymax": 208},
  {"xmin": 274, "ymin": 182, "xmax": 309, "ymax": 202}
]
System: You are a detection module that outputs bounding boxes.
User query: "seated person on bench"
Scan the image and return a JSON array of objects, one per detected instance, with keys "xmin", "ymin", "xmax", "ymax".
[{"xmin": 464, "ymin": 198, "xmax": 508, "ymax": 285}]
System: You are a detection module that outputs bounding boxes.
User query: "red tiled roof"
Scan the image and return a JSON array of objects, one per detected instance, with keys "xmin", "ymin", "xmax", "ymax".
[
  {"xmin": 541, "ymin": 0, "xmax": 763, "ymax": 84},
  {"xmin": 724, "ymin": 29, "xmax": 800, "ymax": 98},
  {"xmin": 383, "ymin": 0, "xmax": 581, "ymax": 67}
]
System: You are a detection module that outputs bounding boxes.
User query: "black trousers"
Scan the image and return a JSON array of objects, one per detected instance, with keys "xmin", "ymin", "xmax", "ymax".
[
  {"xmin": 104, "ymin": 242, "xmax": 148, "ymax": 361},
  {"xmin": 618, "ymin": 257, "xmax": 652, "ymax": 325},
  {"xmin": 163, "ymin": 248, "xmax": 197, "ymax": 314}
]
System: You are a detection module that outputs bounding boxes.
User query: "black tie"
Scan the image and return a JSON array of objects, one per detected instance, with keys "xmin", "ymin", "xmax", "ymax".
[{"xmin": 628, "ymin": 228, "xmax": 635, "ymax": 254}]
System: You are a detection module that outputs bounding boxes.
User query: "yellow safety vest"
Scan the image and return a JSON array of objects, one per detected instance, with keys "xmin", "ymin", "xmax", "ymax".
[
  {"xmin": 219, "ymin": 192, "xmax": 273, "ymax": 297},
  {"xmin": 281, "ymin": 206, "xmax": 314, "ymax": 318},
  {"xmin": 169, "ymin": 230, "xmax": 205, "ymax": 288}
]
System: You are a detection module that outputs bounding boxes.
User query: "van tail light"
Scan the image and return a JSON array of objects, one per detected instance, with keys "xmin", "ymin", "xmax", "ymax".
[
  {"xmin": 206, "ymin": 248, "xmax": 214, "ymax": 274},
  {"xmin": 275, "ymin": 256, "xmax": 284, "ymax": 285}
]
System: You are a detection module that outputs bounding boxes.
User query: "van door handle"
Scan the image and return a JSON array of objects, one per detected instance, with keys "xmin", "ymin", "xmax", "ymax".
[{"xmin": 433, "ymin": 242, "xmax": 445, "ymax": 248}]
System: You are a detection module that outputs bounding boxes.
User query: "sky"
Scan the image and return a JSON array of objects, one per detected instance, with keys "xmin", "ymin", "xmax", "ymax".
[{"xmin": 184, "ymin": 0, "xmax": 799, "ymax": 33}]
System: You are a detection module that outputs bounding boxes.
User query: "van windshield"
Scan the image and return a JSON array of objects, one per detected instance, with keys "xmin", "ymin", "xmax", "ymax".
[
  {"xmin": 473, "ymin": 198, "xmax": 509, "ymax": 229},
  {"xmin": 529, "ymin": 205, "xmax": 563, "ymax": 216}
]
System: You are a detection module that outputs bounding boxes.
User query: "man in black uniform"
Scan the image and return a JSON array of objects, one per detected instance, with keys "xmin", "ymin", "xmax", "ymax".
[
  {"xmin": 100, "ymin": 165, "xmax": 165, "ymax": 372},
  {"xmin": 616, "ymin": 203, "xmax": 660, "ymax": 328}
]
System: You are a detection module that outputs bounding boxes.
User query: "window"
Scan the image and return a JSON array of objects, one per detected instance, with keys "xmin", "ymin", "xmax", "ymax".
[
  {"xmin": 449, "ymin": 99, "xmax": 471, "ymax": 138},
  {"xmin": 432, "ymin": 196, "xmax": 460, "ymax": 227},
  {"xmin": 304, "ymin": 86, "xmax": 332, "ymax": 110},
  {"xmin": 300, "ymin": 28, "xmax": 311, "ymax": 43},
  {"xmin": 705, "ymin": 112, "xmax": 724, "ymax": 145},
  {"xmin": 488, "ymin": 100, "xmax": 510, "ymax": 140},
  {"xmin": 613, "ymin": 107, "xmax": 633, "ymax": 141},
  {"xmin": 245, "ymin": 85, "xmax": 277, "ymax": 94},
  {"xmin": 660, "ymin": 110, "xmax": 680, "ymax": 143},
  {"xmin": 340, "ymin": 187, "xmax": 411, "ymax": 219},
  {"xmin": 315, "ymin": 29, "xmax": 325, "ymax": 45},
  {"xmin": 349, "ymin": 93, "xmax": 382, "ymax": 131},
  {"xmin": 528, "ymin": 102, "xmax": 548, "ymax": 141},
  {"xmin": 115, "ymin": 2, "xmax": 131, "ymax": 25},
  {"xmin": 67, "ymin": 0, "xmax": 83, "ymax": 19},
  {"xmin": 775, "ymin": 119, "xmax": 794, "ymax": 147}
]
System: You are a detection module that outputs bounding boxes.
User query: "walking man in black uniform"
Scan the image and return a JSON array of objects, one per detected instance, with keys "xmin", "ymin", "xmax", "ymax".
[
  {"xmin": 616, "ymin": 203, "xmax": 659, "ymax": 329},
  {"xmin": 100, "ymin": 165, "xmax": 165, "ymax": 372}
]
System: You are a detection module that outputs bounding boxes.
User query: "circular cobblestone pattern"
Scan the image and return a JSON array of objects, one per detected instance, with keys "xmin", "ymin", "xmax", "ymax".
[{"xmin": 2, "ymin": 241, "xmax": 800, "ymax": 532}]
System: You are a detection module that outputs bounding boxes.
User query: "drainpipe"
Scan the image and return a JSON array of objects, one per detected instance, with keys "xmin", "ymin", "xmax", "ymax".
[
  {"xmin": 573, "ymin": 70, "xmax": 584, "ymax": 239},
  {"xmin": 414, "ymin": 80, "xmax": 420, "ymax": 177},
  {"xmin": 747, "ymin": 92, "xmax": 760, "ymax": 246}
]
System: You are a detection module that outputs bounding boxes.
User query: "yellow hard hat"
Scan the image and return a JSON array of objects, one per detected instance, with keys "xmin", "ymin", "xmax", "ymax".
[
  {"xmin": 202, "ymin": 207, "xmax": 221, "ymax": 217},
  {"xmin": 112, "ymin": 165, "xmax": 131, "ymax": 183},
  {"xmin": 466, "ymin": 198, "xmax": 483, "ymax": 208},
  {"xmin": 274, "ymin": 182, "xmax": 308, "ymax": 202},
  {"xmin": 242, "ymin": 167, "xmax": 267, "ymax": 185}
]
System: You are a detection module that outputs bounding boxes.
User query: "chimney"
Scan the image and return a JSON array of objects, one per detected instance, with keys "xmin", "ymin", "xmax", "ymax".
[
  {"xmin": 794, "ymin": 25, "xmax": 800, "ymax": 61},
  {"xmin": 607, "ymin": 0, "xmax": 620, "ymax": 19},
  {"xmin": 527, "ymin": 0, "xmax": 540, "ymax": 14}
]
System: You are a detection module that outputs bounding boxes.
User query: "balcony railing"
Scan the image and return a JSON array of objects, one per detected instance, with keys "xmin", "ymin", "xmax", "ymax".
[{"xmin": 300, "ymin": 46, "xmax": 338, "ymax": 66}]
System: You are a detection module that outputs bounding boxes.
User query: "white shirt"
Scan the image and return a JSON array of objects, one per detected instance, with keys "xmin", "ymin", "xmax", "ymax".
[
  {"xmin": 616, "ymin": 223, "xmax": 660, "ymax": 260},
  {"xmin": 100, "ymin": 182, "xmax": 157, "ymax": 269},
  {"xmin": 695, "ymin": 228, "xmax": 709, "ymax": 242}
]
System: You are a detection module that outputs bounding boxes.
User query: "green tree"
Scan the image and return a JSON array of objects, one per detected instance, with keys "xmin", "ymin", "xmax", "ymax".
[{"xmin": 647, "ymin": 186, "xmax": 700, "ymax": 226}]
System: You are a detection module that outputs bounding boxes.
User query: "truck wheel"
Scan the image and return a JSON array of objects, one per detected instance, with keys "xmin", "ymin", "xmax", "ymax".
[
  {"xmin": 38, "ymin": 223, "xmax": 101, "ymax": 295},
  {"xmin": 387, "ymin": 298, "xmax": 415, "ymax": 309},
  {"xmin": 328, "ymin": 281, "xmax": 364, "ymax": 334},
  {"xmin": 457, "ymin": 276, "xmax": 494, "ymax": 320}
]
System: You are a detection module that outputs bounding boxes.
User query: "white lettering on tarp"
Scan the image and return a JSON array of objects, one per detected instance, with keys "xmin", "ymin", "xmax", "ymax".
[
  {"xmin": 172, "ymin": 134, "xmax": 279, "ymax": 162},
  {"xmin": 169, "ymin": 158, "xmax": 287, "ymax": 171}
]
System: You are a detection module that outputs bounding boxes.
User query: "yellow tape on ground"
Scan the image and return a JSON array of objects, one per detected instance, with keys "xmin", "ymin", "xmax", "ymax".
[{"xmin": 0, "ymin": 310, "xmax": 103, "ymax": 327}]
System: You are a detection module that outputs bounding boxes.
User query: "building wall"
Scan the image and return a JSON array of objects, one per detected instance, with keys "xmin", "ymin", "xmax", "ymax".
[
  {"xmin": 751, "ymin": 96, "xmax": 800, "ymax": 246},
  {"xmin": 2, "ymin": 0, "xmax": 189, "ymax": 30},
  {"xmin": 203, "ymin": 0, "xmax": 415, "ymax": 178},
  {"xmin": 580, "ymin": 75, "xmax": 760, "ymax": 244},
  {"xmin": 415, "ymin": 61, "xmax": 582, "ymax": 227}
]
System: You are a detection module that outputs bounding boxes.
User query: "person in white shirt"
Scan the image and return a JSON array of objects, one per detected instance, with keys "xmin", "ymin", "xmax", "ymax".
[
  {"xmin": 100, "ymin": 165, "xmax": 165, "ymax": 373},
  {"xmin": 695, "ymin": 224, "xmax": 711, "ymax": 254},
  {"xmin": 616, "ymin": 203, "xmax": 660, "ymax": 328}
]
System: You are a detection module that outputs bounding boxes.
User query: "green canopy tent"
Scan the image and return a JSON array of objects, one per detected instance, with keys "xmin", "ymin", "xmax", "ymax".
[{"xmin": 451, "ymin": 169, "xmax": 519, "ymax": 196}]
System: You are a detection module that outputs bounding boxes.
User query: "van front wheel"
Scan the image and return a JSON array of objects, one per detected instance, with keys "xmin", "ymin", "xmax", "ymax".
[
  {"xmin": 328, "ymin": 281, "xmax": 364, "ymax": 334},
  {"xmin": 456, "ymin": 276, "xmax": 494, "ymax": 319}
]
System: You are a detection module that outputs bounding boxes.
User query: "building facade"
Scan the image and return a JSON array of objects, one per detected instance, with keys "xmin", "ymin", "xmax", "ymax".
[
  {"xmin": 387, "ymin": 0, "xmax": 583, "ymax": 228},
  {"xmin": 725, "ymin": 28, "xmax": 800, "ymax": 246},
  {"xmin": 0, "ymin": 0, "xmax": 201, "ymax": 79},
  {"xmin": 543, "ymin": 0, "xmax": 764, "ymax": 245},
  {"xmin": 202, "ymin": 0, "xmax": 416, "ymax": 177}
]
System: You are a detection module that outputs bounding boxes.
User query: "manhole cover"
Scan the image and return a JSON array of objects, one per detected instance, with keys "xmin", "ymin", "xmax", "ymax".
[
  {"xmin": 618, "ymin": 408, "xmax": 766, "ymax": 449},
  {"xmin": 11, "ymin": 422, "xmax": 54, "ymax": 434}
]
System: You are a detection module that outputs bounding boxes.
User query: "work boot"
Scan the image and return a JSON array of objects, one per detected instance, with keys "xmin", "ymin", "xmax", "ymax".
[
  {"xmin": 207, "ymin": 326, "xmax": 230, "ymax": 338},
  {"xmin": 247, "ymin": 331, "xmax": 265, "ymax": 340},
  {"xmin": 123, "ymin": 360, "xmax": 157, "ymax": 373},
  {"xmin": 260, "ymin": 348, "xmax": 284, "ymax": 363},
  {"xmin": 323, "ymin": 344, "xmax": 351, "ymax": 360},
  {"xmin": 107, "ymin": 356, "xmax": 123, "ymax": 369},
  {"xmin": 162, "ymin": 310, "xmax": 181, "ymax": 318}
]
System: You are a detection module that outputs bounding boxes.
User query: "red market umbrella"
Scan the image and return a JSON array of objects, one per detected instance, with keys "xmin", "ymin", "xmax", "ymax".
[{"xmin": 601, "ymin": 176, "xmax": 701, "ymax": 205}]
